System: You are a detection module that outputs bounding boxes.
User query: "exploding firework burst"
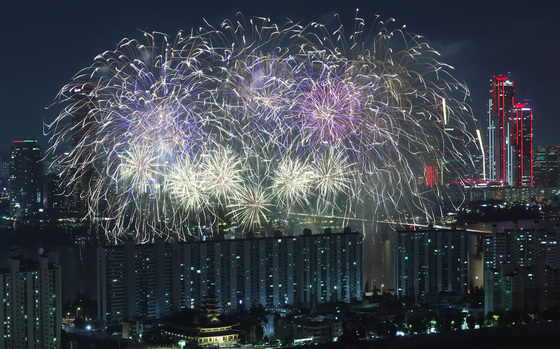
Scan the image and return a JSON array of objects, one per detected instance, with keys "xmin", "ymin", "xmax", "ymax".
[
  {"xmin": 271, "ymin": 157, "xmax": 315, "ymax": 211},
  {"xmin": 47, "ymin": 12, "xmax": 476, "ymax": 241}
]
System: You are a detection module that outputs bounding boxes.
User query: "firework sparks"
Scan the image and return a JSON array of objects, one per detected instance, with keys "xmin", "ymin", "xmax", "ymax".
[
  {"xmin": 47, "ymin": 12, "xmax": 476, "ymax": 241},
  {"xmin": 166, "ymin": 157, "xmax": 209, "ymax": 215},
  {"xmin": 271, "ymin": 157, "xmax": 315, "ymax": 211},
  {"xmin": 203, "ymin": 146, "xmax": 244, "ymax": 204},
  {"xmin": 227, "ymin": 184, "xmax": 272, "ymax": 231}
]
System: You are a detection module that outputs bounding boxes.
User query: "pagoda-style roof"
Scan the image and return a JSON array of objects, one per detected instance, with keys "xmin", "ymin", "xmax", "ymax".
[{"xmin": 162, "ymin": 295, "xmax": 244, "ymax": 347}]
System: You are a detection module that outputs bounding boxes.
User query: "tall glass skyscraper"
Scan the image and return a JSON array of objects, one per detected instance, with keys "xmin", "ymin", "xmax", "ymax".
[{"xmin": 9, "ymin": 139, "xmax": 43, "ymax": 218}]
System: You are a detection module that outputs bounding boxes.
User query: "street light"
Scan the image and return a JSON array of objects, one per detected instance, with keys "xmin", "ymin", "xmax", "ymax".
[{"xmin": 76, "ymin": 307, "xmax": 81, "ymax": 319}]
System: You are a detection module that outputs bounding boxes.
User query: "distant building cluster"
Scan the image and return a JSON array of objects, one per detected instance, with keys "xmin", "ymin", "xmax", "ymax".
[
  {"xmin": 97, "ymin": 229, "xmax": 363, "ymax": 326},
  {"xmin": 413, "ymin": 73, "xmax": 542, "ymax": 192},
  {"xmin": 394, "ymin": 221, "xmax": 560, "ymax": 316},
  {"xmin": 456, "ymin": 74, "xmax": 560, "ymax": 202}
]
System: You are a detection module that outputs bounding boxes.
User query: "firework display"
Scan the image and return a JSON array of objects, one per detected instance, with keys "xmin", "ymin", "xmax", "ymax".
[{"xmin": 46, "ymin": 13, "xmax": 476, "ymax": 242}]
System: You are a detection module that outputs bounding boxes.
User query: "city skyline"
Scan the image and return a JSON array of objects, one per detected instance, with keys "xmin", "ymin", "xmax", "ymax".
[
  {"xmin": 1, "ymin": 2, "xmax": 560, "ymax": 343},
  {"xmin": 0, "ymin": 0, "xmax": 558, "ymax": 154}
]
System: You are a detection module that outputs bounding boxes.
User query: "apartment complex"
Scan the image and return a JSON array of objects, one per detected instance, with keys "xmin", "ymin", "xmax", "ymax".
[{"xmin": 97, "ymin": 229, "xmax": 362, "ymax": 326}]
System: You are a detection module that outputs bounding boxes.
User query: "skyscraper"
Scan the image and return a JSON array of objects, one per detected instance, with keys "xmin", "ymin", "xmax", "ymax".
[
  {"xmin": 298, "ymin": 228, "xmax": 362, "ymax": 307},
  {"xmin": 487, "ymin": 75, "xmax": 533, "ymax": 187},
  {"xmin": 483, "ymin": 222, "xmax": 560, "ymax": 271},
  {"xmin": 488, "ymin": 75, "xmax": 514, "ymax": 183},
  {"xmin": 511, "ymin": 103, "xmax": 533, "ymax": 187},
  {"xmin": 9, "ymin": 139, "xmax": 43, "ymax": 218}
]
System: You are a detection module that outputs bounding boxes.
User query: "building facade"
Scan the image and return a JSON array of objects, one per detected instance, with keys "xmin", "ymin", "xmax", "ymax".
[
  {"xmin": 488, "ymin": 75, "xmax": 514, "ymax": 183},
  {"xmin": 298, "ymin": 228, "xmax": 362, "ymax": 307},
  {"xmin": 394, "ymin": 226, "xmax": 469, "ymax": 298},
  {"xmin": 176, "ymin": 232, "xmax": 298, "ymax": 312},
  {"xmin": 487, "ymin": 75, "xmax": 533, "ymax": 187},
  {"xmin": 511, "ymin": 103, "xmax": 533, "ymax": 187},
  {"xmin": 97, "ymin": 239, "xmax": 174, "ymax": 325},
  {"xmin": 533, "ymin": 146, "xmax": 560, "ymax": 187},
  {"xmin": 98, "ymin": 229, "xmax": 363, "ymax": 326},
  {"xmin": 9, "ymin": 139, "xmax": 43, "ymax": 218},
  {"xmin": 485, "ymin": 261, "xmax": 560, "ymax": 314},
  {"xmin": 483, "ymin": 222, "xmax": 560, "ymax": 271},
  {"xmin": 483, "ymin": 222, "xmax": 560, "ymax": 314},
  {"xmin": 0, "ymin": 250, "xmax": 62, "ymax": 349}
]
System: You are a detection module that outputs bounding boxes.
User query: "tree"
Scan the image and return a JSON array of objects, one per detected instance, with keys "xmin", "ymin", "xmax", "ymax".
[
  {"xmin": 451, "ymin": 313, "xmax": 464, "ymax": 330},
  {"xmin": 408, "ymin": 316, "xmax": 425, "ymax": 334},
  {"xmin": 253, "ymin": 324, "xmax": 264, "ymax": 344},
  {"xmin": 340, "ymin": 324, "xmax": 360, "ymax": 344},
  {"xmin": 476, "ymin": 314, "xmax": 485, "ymax": 328},
  {"xmin": 73, "ymin": 316, "xmax": 85, "ymax": 329},
  {"xmin": 436, "ymin": 315, "xmax": 452, "ymax": 332},
  {"xmin": 542, "ymin": 305, "xmax": 560, "ymax": 321},
  {"xmin": 249, "ymin": 304, "xmax": 267, "ymax": 320}
]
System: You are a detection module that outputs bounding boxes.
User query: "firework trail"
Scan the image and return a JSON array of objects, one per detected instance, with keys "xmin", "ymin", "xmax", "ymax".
[{"xmin": 46, "ymin": 12, "xmax": 476, "ymax": 241}]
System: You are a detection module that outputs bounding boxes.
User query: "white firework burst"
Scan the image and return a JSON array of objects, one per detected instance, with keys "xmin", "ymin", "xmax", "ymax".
[
  {"xmin": 271, "ymin": 157, "xmax": 315, "ymax": 211},
  {"xmin": 227, "ymin": 184, "xmax": 272, "ymax": 231}
]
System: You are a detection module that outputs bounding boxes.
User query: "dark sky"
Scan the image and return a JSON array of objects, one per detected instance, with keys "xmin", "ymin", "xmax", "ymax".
[{"xmin": 1, "ymin": 0, "xmax": 558, "ymax": 158}]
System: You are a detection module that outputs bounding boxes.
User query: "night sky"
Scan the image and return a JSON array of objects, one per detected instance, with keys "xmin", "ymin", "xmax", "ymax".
[{"xmin": 1, "ymin": 0, "xmax": 558, "ymax": 158}]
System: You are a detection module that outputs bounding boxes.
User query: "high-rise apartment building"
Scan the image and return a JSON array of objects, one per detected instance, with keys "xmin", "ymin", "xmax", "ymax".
[
  {"xmin": 483, "ymin": 222, "xmax": 560, "ymax": 313},
  {"xmin": 0, "ymin": 250, "xmax": 62, "ymax": 349},
  {"xmin": 483, "ymin": 222, "xmax": 560, "ymax": 270},
  {"xmin": 484, "ymin": 261, "xmax": 560, "ymax": 314},
  {"xmin": 487, "ymin": 75, "xmax": 533, "ymax": 187},
  {"xmin": 97, "ymin": 229, "xmax": 363, "ymax": 326},
  {"xmin": 533, "ymin": 146, "xmax": 560, "ymax": 187},
  {"xmin": 298, "ymin": 228, "xmax": 362, "ymax": 307},
  {"xmin": 176, "ymin": 233, "xmax": 298, "ymax": 312},
  {"xmin": 9, "ymin": 139, "xmax": 43, "ymax": 218},
  {"xmin": 394, "ymin": 226, "xmax": 469, "ymax": 298},
  {"xmin": 97, "ymin": 239, "xmax": 174, "ymax": 325}
]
